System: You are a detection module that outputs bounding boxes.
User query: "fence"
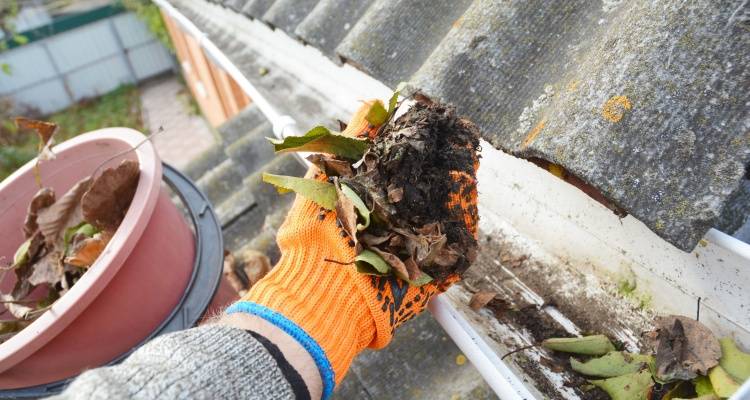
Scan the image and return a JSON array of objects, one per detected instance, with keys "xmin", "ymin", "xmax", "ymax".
[{"xmin": 0, "ymin": 6, "xmax": 175, "ymax": 115}]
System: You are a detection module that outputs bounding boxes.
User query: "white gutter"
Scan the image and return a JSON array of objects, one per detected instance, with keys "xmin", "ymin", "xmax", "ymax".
[
  {"xmin": 150, "ymin": 2, "xmax": 750, "ymax": 399},
  {"xmin": 151, "ymin": 0, "xmax": 299, "ymax": 139}
]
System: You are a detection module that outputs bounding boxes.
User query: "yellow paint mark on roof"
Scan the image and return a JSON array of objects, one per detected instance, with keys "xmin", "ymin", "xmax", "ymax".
[
  {"xmin": 456, "ymin": 354, "xmax": 467, "ymax": 366},
  {"xmin": 521, "ymin": 119, "xmax": 546, "ymax": 149},
  {"xmin": 602, "ymin": 95, "xmax": 632, "ymax": 122}
]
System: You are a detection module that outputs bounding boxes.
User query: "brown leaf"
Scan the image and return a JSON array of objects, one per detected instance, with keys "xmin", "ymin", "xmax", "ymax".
[
  {"xmin": 240, "ymin": 249, "xmax": 271, "ymax": 287},
  {"xmin": 334, "ymin": 181, "xmax": 358, "ymax": 245},
  {"xmin": 64, "ymin": 234, "xmax": 109, "ymax": 267},
  {"xmin": 361, "ymin": 233, "xmax": 394, "ymax": 246},
  {"xmin": 15, "ymin": 117, "xmax": 58, "ymax": 160},
  {"xmin": 1, "ymin": 294, "xmax": 34, "ymax": 319},
  {"xmin": 650, "ymin": 315, "xmax": 721, "ymax": 381},
  {"xmin": 433, "ymin": 243, "xmax": 461, "ymax": 268},
  {"xmin": 307, "ymin": 154, "xmax": 353, "ymax": 178},
  {"xmin": 403, "ymin": 256, "xmax": 424, "ymax": 282},
  {"xmin": 387, "ymin": 184, "xmax": 403, "ymax": 203},
  {"xmin": 371, "ymin": 248, "xmax": 409, "ymax": 280},
  {"xmin": 28, "ymin": 251, "xmax": 64, "ymax": 286},
  {"xmin": 82, "ymin": 159, "xmax": 140, "ymax": 232},
  {"xmin": 22, "ymin": 187, "xmax": 55, "ymax": 238},
  {"xmin": 223, "ymin": 250, "xmax": 246, "ymax": 296},
  {"xmin": 36, "ymin": 177, "xmax": 92, "ymax": 246},
  {"xmin": 470, "ymin": 291, "xmax": 498, "ymax": 311}
]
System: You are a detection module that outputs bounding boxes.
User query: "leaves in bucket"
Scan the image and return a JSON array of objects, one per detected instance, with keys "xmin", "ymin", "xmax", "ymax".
[
  {"xmin": 267, "ymin": 126, "xmax": 369, "ymax": 160},
  {"xmin": 82, "ymin": 159, "xmax": 140, "ymax": 232},
  {"xmin": 262, "ymin": 173, "xmax": 338, "ymax": 210},
  {"xmin": 23, "ymin": 187, "xmax": 55, "ymax": 238},
  {"xmin": 37, "ymin": 177, "xmax": 92, "ymax": 245}
]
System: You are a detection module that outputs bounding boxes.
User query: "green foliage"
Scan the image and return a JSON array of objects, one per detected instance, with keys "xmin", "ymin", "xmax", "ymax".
[
  {"xmin": 120, "ymin": 0, "xmax": 174, "ymax": 54},
  {"xmin": 267, "ymin": 126, "xmax": 369, "ymax": 160},
  {"xmin": 355, "ymin": 250, "xmax": 391, "ymax": 275},
  {"xmin": 542, "ymin": 335, "xmax": 617, "ymax": 356},
  {"xmin": 262, "ymin": 173, "xmax": 338, "ymax": 210},
  {"xmin": 0, "ymin": 85, "xmax": 144, "ymax": 182},
  {"xmin": 570, "ymin": 352, "xmax": 652, "ymax": 378}
]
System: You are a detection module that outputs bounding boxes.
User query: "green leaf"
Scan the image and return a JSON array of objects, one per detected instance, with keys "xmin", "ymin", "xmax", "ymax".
[
  {"xmin": 13, "ymin": 238, "xmax": 31, "ymax": 266},
  {"xmin": 719, "ymin": 337, "xmax": 750, "ymax": 382},
  {"xmin": 355, "ymin": 249, "xmax": 391, "ymax": 275},
  {"xmin": 590, "ymin": 371, "xmax": 653, "ymax": 400},
  {"xmin": 267, "ymin": 126, "xmax": 369, "ymax": 160},
  {"xmin": 365, "ymin": 101, "xmax": 388, "ymax": 126},
  {"xmin": 542, "ymin": 335, "xmax": 616, "ymax": 356},
  {"xmin": 262, "ymin": 173, "xmax": 337, "ymax": 210},
  {"xmin": 12, "ymin": 34, "xmax": 28, "ymax": 45},
  {"xmin": 708, "ymin": 365, "xmax": 740, "ymax": 398},
  {"xmin": 693, "ymin": 376, "xmax": 714, "ymax": 397},
  {"xmin": 403, "ymin": 270, "xmax": 433, "ymax": 287},
  {"xmin": 570, "ymin": 352, "xmax": 652, "ymax": 378},
  {"xmin": 64, "ymin": 222, "xmax": 99, "ymax": 254},
  {"xmin": 389, "ymin": 82, "xmax": 407, "ymax": 116},
  {"xmin": 340, "ymin": 184, "xmax": 370, "ymax": 231},
  {"xmin": 1, "ymin": 63, "xmax": 11, "ymax": 75}
]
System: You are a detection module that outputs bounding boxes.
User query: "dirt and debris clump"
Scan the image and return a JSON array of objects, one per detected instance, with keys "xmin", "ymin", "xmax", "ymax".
[{"xmin": 344, "ymin": 98, "xmax": 480, "ymax": 281}]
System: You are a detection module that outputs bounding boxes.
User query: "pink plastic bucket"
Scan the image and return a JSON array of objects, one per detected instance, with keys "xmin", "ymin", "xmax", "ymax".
[{"xmin": 0, "ymin": 128, "xmax": 196, "ymax": 389}]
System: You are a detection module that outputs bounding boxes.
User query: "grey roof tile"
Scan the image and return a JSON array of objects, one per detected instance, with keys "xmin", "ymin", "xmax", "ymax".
[
  {"xmin": 217, "ymin": 104, "xmax": 267, "ymax": 144},
  {"xmin": 241, "ymin": 0, "xmax": 275, "ymax": 18},
  {"xmin": 176, "ymin": 0, "xmax": 750, "ymax": 250},
  {"xmin": 263, "ymin": 0, "xmax": 320, "ymax": 33},
  {"xmin": 294, "ymin": 0, "xmax": 372, "ymax": 60},
  {"xmin": 335, "ymin": 0, "xmax": 473, "ymax": 88},
  {"xmin": 224, "ymin": 0, "xmax": 248, "ymax": 12},
  {"xmin": 411, "ymin": 0, "xmax": 750, "ymax": 250}
]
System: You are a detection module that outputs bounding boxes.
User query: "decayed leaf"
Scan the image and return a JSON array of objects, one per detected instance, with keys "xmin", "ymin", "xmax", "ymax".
[
  {"xmin": 28, "ymin": 251, "xmax": 64, "ymax": 286},
  {"xmin": 708, "ymin": 366, "xmax": 740, "ymax": 398},
  {"xmin": 589, "ymin": 370, "xmax": 653, "ymax": 400},
  {"xmin": 240, "ymin": 249, "xmax": 271, "ymax": 287},
  {"xmin": 223, "ymin": 250, "xmax": 245, "ymax": 296},
  {"xmin": 36, "ymin": 177, "xmax": 92, "ymax": 245},
  {"xmin": 22, "ymin": 187, "xmax": 55, "ymax": 238},
  {"xmin": 403, "ymin": 256, "xmax": 432, "ymax": 286},
  {"xmin": 0, "ymin": 294, "xmax": 34, "ymax": 319},
  {"xmin": 371, "ymin": 248, "xmax": 409, "ymax": 278},
  {"xmin": 340, "ymin": 183, "xmax": 370, "ymax": 231},
  {"xmin": 307, "ymin": 154, "xmax": 353, "ymax": 177},
  {"xmin": 570, "ymin": 351, "xmax": 652, "ymax": 378},
  {"xmin": 64, "ymin": 234, "xmax": 109, "ymax": 267},
  {"xmin": 650, "ymin": 315, "xmax": 721, "ymax": 381},
  {"xmin": 12, "ymin": 231, "xmax": 45, "ymax": 268},
  {"xmin": 267, "ymin": 126, "xmax": 369, "ymax": 160},
  {"xmin": 542, "ymin": 335, "xmax": 616, "ymax": 356},
  {"xmin": 262, "ymin": 173, "xmax": 338, "ymax": 210},
  {"xmin": 15, "ymin": 117, "xmax": 58, "ymax": 161},
  {"xmin": 365, "ymin": 100, "xmax": 388, "ymax": 126},
  {"xmin": 386, "ymin": 184, "xmax": 403, "ymax": 203},
  {"xmin": 718, "ymin": 337, "xmax": 750, "ymax": 382},
  {"xmin": 335, "ymin": 180, "xmax": 359, "ymax": 246},
  {"xmin": 82, "ymin": 160, "xmax": 140, "ymax": 232},
  {"xmin": 354, "ymin": 249, "xmax": 391, "ymax": 275},
  {"xmin": 469, "ymin": 291, "xmax": 498, "ymax": 311}
]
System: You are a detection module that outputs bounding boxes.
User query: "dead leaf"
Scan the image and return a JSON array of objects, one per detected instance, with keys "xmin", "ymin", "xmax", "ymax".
[
  {"xmin": 28, "ymin": 251, "xmax": 64, "ymax": 286},
  {"xmin": 371, "ymin": 248, "xmax": 408, "ymax": 279},
  {"xmin": 240, "ymin": 249, "xmax": 271, "ymax": 287},
  {"xmin": 1, "ymin": 294, "xmax": 34, "ymax": 319},
  {"xmin": 387, "ymin": 184, "xmax": 403, "ymax": 203},
  {"xmin": 223, "ymin": 250, "xmax": 245, "ymax": 296},
  {"xmin": 335, "ymin": 182, "xmax": 358, "ymax": 245},
  {"xmin": 650, "ymin": 315, "xmax": 721, "ymax": 381},
  {"xmin": 82, "ymin": 159, "xmax": 140, "ymax": 232},
  {"xmin": 64, "ymin": 234, "xmax": 109, "ymax": 267},
  {"xmin": 37, "ymin": 177, "xmax": 92, "ymax": 246},
  {"xmin": 403, "ymin": 256, "xmax": 423, "ymax": 282},
  {"xmin": 360, "ymin": 233, "xmax": 393, "ymax": 246},
  {"xmin": 15, "ymin": 117, "xmax": 58, "ymax": 160},
  {"xmin": 22, "ymin": 187, "xmax": 55, "ymax": 238},
  {"xmin": 307, "ymin": 154, "xmax": 353, "ymax": 178},
  {"xmin": 470, "ymin": 291, "xmax": 498, "ymax": 311}
]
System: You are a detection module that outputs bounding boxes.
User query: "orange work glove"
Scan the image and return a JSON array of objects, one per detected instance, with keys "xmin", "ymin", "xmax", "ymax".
[{"xmin": 226, "ymin": 101, "xmax": 479, "ymax": 398}]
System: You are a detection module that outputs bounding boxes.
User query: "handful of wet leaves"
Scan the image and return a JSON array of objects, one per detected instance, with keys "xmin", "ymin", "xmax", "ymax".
[
  {"xmin": 262, "ymin": 88, "xmax": 480, "ymax": 285},
  {"xmin": 540, "ymin": 315, "xmax": 749, "ymax": 400},
  {"xmin": 1, "ymin": 118, "xmax": 140, "ymax": 343}
]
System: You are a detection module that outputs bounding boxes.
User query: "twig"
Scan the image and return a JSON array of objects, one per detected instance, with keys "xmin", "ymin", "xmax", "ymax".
[
  {"xmin": 501, "ymin": 344, "xmax": 537, "ymax": 360},
  {"xmin": 90, "ymin": 126, "xmax": 165, "ymax": 179},
  {"xmin": 23, "ymin": 305, "xmax": 52, "ymax": 320},
  {"xmin": 324, "ymin": 258, "xmax": 353, "ymax": 266}
]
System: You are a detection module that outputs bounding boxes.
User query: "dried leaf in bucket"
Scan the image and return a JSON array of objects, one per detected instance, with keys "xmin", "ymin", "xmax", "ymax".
[
  {"xmin": 22, "ymin": 188, "xmax": 55, "ymax": 238},
  {"xmin": 36, "ymin": 177, "xmax": 92, "ymax": 245},
  {"xmin": 82, "ymin": 159, "xmax": 140, "ymax": 232},
  {"xmin": 64, "ymin": 234, "xmax": 109, "ymax": 268}
]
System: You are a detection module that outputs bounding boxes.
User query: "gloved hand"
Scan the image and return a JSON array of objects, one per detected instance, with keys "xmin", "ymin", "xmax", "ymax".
[{"xmin": 226, "ymin": 101, "xmax": 478, "ymax": 397}]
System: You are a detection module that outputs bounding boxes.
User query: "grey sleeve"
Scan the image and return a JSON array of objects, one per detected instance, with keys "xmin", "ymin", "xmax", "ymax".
[{"xmin": 50, "ymin": 325, "xmax": 296, "ymax": 400}]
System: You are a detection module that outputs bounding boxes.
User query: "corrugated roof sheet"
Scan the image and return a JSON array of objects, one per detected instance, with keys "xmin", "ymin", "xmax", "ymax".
[{"xmin": 196, "ymin": 0, "xmax": 750, "ymax": 251}]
